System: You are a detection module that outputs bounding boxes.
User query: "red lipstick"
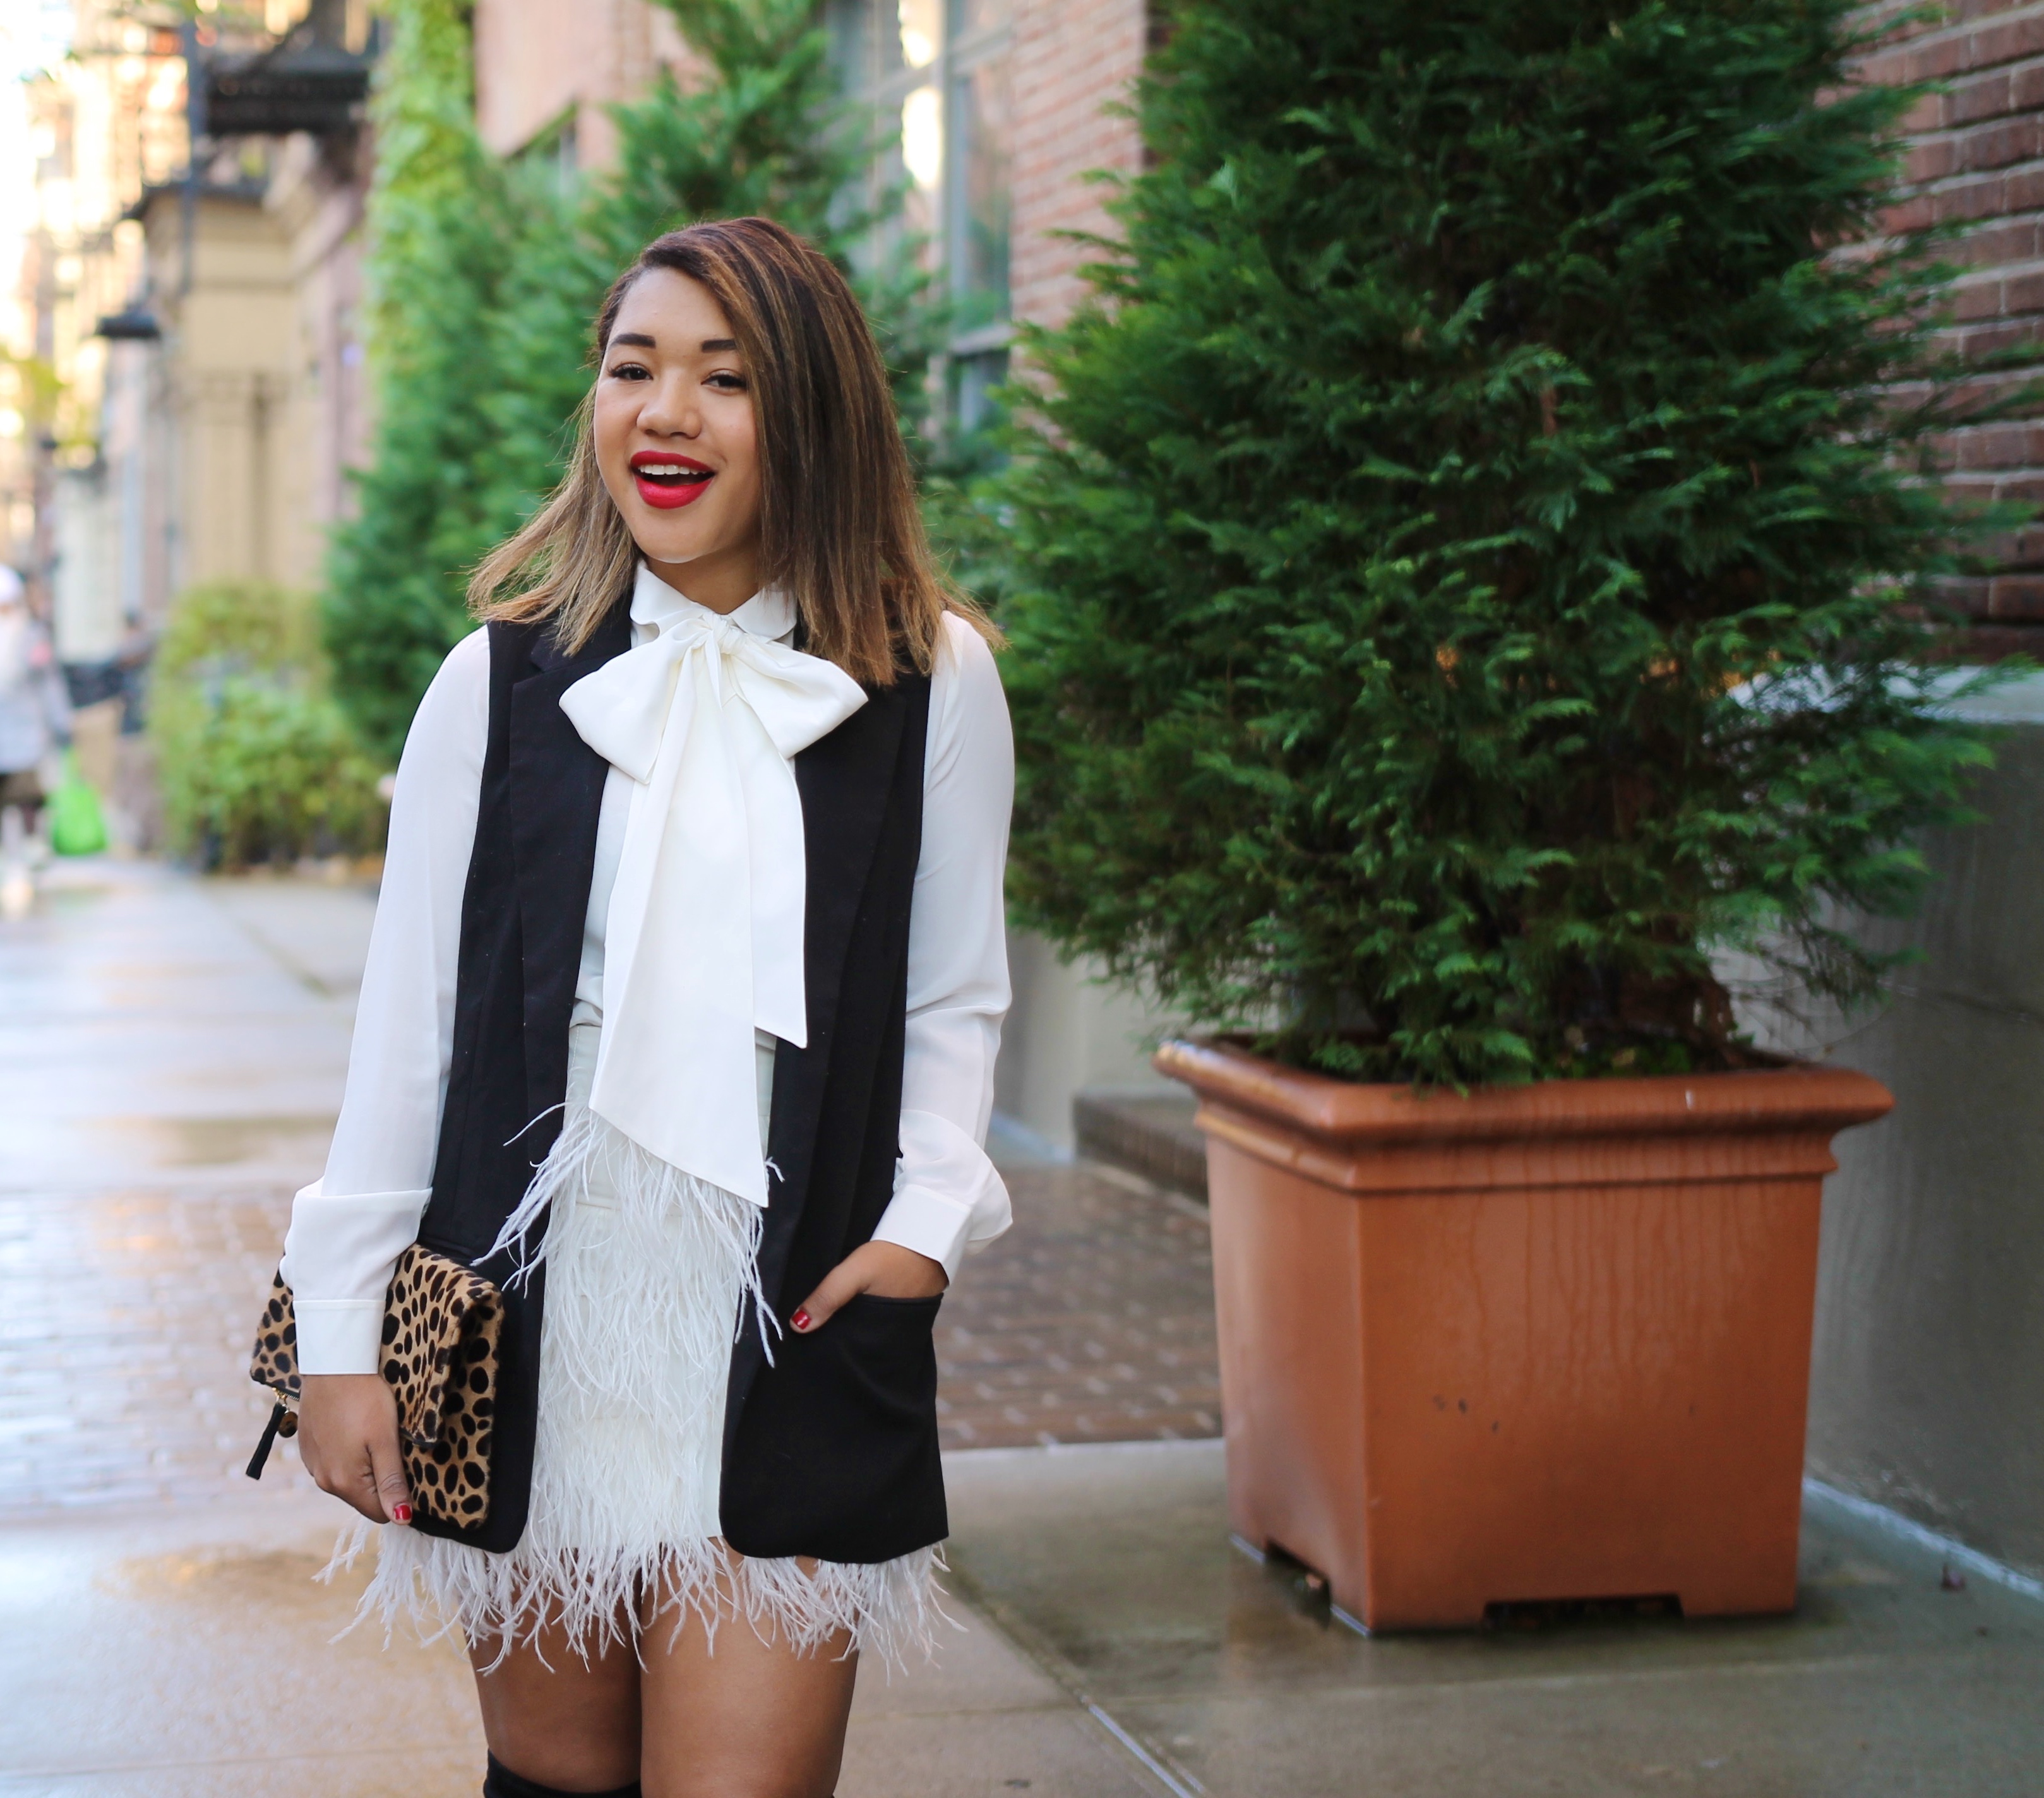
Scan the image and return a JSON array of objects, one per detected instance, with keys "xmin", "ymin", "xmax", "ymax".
[{"xmin": 630, "ymin": 449, "xmax": 715, "ymax": 509}]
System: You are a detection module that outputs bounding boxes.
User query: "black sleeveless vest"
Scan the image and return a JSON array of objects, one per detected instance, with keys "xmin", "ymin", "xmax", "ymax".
[{"xmin": 409, "ymin": 609, "xmax": 942, "ymax": 1565}]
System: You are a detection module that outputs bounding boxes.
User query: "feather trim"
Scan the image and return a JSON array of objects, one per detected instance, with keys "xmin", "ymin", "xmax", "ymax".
[{"xmin": 326, "ymin": 1525, "xmax": 950, "ymax": 1672}]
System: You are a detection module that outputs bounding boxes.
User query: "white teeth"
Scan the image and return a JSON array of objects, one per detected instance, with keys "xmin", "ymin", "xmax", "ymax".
[{"xmin": 638, "ymin": 463, "xmax": 701, "ymax": 477}]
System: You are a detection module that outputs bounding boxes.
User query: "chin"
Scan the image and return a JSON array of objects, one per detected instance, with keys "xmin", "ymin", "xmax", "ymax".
[{"xmin": 626, "ymin": 511, "xmax": 723, "ymax": 566}]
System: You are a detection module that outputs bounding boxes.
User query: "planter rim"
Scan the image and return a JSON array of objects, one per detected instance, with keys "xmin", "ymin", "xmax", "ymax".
[{"xmin": 1153, "ymin": 1037, "xmax": 1892, "ymax": 1148}]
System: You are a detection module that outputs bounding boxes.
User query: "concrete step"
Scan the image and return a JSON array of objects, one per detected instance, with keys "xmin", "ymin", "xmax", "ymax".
[{"xmin": 1072, "ymin": 1087, "xmax": 1208, "ymax": 1201}]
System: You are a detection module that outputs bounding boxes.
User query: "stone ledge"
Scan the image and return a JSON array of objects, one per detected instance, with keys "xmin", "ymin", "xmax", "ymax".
[{"xmin": 1072, "ymin": 1087, "xmax": 1208, "ymax": 1201}]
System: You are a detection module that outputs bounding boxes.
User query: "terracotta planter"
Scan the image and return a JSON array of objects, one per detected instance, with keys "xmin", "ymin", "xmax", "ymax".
[{"xmin": 1154, "ymin": 1039, "xmax": 1892, "ymax": 1631}]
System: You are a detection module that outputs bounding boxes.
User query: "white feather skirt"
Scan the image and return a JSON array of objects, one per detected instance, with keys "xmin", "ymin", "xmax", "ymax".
[{"xmin": 328, "ymin": 1098, "xmax": 947, "ymax": 1670}]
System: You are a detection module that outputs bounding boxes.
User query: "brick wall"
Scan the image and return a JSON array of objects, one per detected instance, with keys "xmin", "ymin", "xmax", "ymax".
[
  {"xmin": 472, "ymin": 0, "xmax": 688, "ymax": 168},
  {"xmin": 1859, "ymin": 1, "xmax": 2044, "ymax": 654},
  {"xmin": 1008, "ymin": 0, "xmax": 1148, "ymax": 331}
]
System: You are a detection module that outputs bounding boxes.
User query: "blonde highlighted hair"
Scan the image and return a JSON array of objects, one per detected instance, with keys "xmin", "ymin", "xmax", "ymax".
[{"xmin": 469, "ymin": 217, "xmax": 991, "ymax": 681}]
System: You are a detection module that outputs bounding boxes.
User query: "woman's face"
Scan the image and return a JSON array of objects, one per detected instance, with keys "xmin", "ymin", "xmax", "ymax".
[{"xmin": 593, "ymin": 268, "xmax": 762, "ymax": 604}]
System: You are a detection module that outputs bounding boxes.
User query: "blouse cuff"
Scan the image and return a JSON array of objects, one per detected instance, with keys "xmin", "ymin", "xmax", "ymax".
[
  {"xmin": 293, "ymin": 1301, "xmax": 388, "ymax": 1376},
  {"xmin": 279, "ymin": 1181, "xmax": 433, "ymax": 1375},
  {"xmin": 871, "ymin": 1109, "xmax": 1010, "ymax": 1282}
]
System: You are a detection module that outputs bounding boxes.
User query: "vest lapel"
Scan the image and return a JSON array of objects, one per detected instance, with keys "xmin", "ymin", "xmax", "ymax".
[{"xmin": 507, "ymin": 605, "xmax": 632, "ymax": 1131}]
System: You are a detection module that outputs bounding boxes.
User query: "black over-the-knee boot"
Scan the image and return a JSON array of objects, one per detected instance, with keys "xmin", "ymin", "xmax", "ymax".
[{"xmin": 482, "ymin": 1751, "xmax": 643, "ymax": 1798}]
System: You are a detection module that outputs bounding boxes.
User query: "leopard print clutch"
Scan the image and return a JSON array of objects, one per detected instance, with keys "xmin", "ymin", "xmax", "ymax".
[{"xmin": 246, "ymin": 1244, "xmax": 505, "ymax": 1528}]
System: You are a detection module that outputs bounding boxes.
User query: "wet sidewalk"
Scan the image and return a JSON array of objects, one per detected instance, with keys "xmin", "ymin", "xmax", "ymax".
[{"xmin": 3, "ymin": 859, "xmax": 2041, "ymax": 1797}]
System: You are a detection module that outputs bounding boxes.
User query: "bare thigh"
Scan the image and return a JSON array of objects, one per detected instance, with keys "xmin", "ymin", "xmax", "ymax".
[
  {"xmin": 638, "ymin": 1559, "xmax": 860, "ymax": 1798},
  {"xmin": 470, "ymin": 1610, "xmax": 642, "ymax": 1792}
]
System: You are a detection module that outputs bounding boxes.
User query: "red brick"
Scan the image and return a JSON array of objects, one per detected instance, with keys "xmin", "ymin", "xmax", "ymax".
[
  {"xmin": 1973, "ymin": 17, "xmax": 2044, "ymax": 70},
  {"xmin": 1952, "ymin": 319, "xmax": 2041, "ymax": 362},
  {"xmin": 1854, "ymin": 44, "xmax": 1921, "ymax": 88},
  {"xmin": 1899, "ymin": 91, "xmax": 1946, "ymax": 134},
  {"xmin": 1945, "ymin": 622, "xmax": 2044, "ymax": 661},
  {"xmin": 1949, "ymin": 67, "xmax": 2015, "ymax": 123},
  {"xmin": 1952, "ymin": 420, "xmax": 2033, "ymax": 465},
  {"xmin": 1010, "ymin": 0, "xmax": 1147, "ymax": 333},
  {"xmin": 1978, "ymin": 525, "xmax": 2044, "ymax": 563},
  {"xmin": 2012, "ymin": 59, "xmax": 2044, "ymax": 109},
  {"xmin": 1907, "ymin": 138, "xmax": 1957, "ymax": 182},
  {"xmin": 2002, "ymin": 162, "xmax": 2044, "ymax": 211},
  {"xmin": 1926, "ymin": 575, "xmax": 1995, "ymax": 619},
  {"xmin": 1885, "ymin": 193, "xmax": 1938, "ymax": 232},
  {"xmin": 1968, "ymin": 114, "xmax": 2044, "ymax": 167},
  {"xmin": 1988, "ymin": 573, "xmax": 2044, "ymax": 615},
  {"xmin": 1953, "ymin": 217, "xmax": 2040, "ymax": 265},
  {"xmin": 1903, "ymin": 35, "xmax": 1977, "ymax": 83},
  {"xmin": 1935, "ymin": 172, "xmax": 2009, "ymax": 222},
  {"xmin": 1950, "ymin": 275, "xmax": 2006, "ymax": 321}
]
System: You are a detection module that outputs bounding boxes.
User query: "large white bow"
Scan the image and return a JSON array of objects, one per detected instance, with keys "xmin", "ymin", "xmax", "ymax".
[{"xmin": 558, "ymin": 569, "xmax": 868, "ymax": 1203}]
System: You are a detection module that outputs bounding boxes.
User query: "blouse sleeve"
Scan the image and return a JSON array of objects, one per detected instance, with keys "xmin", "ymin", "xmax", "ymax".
[
  {"xmin": 279, "ymin": 627, "xmax": 490, "ymax": 1373},
  {"xmin": 869, "ymin": 614, "xmax": 1015, "ymax": 1281}
]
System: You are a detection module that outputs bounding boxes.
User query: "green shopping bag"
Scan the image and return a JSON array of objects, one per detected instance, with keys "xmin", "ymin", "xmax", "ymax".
[{"xmin": 49, "ymin": 750, "xmax": 107, "ymax": 857}]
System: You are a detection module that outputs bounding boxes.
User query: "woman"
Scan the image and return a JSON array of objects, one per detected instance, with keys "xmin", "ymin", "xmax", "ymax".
[
  {"xmin": 0, "ymin": 565, "xmax": 72, "ymax": 884},
  {"xmin": 285, "ymin": 218, "xmax": 1013, "ymax": 1798}
]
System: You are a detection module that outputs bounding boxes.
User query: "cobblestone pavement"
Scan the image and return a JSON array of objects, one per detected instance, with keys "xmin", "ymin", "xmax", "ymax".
[
  {"xmin": 936, "ymin": 1163, "xmax": 1218, "ymax": 1452},
  {"xmin": 0, "ymin": 1184, "xmax": 313, "ymax": 1514},
  {"xmin": 0, "ymin": 861, "xmax": 356, "ymax": 1516}
]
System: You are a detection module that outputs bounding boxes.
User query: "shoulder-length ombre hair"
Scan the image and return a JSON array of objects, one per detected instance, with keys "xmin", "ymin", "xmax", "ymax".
[{"xmin": 469, "ymin": 217, "xmax": 989, "ymax": 682}]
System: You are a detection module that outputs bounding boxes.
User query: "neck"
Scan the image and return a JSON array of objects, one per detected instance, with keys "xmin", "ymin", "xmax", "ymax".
[{"xmin": 643, "ymin": 541, "xmax": 760, "ymax": 616}]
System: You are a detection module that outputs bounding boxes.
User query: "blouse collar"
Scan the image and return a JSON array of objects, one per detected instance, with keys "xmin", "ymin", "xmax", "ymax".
[{"xmin": 631, "ymin": 564, "xmax": 796, "ymax": 645}]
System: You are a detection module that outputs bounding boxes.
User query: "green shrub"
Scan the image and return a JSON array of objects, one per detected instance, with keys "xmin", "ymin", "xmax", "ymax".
[
  {"xmin": 320, "ymin": 0, "xmax": 516, "ymax": 761},
  {"xmin": 983, "ymin": 0, "xmax": 2025, "ymax": 1088},
  {"xmin": 151, "ymin": 583, "xmax": 386, "ymax": 869}
]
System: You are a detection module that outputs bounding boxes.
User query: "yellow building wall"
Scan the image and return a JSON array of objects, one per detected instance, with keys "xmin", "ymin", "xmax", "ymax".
[{"xmin": 141, "ymin": 190, "xmax": 297, "ymax": 593}]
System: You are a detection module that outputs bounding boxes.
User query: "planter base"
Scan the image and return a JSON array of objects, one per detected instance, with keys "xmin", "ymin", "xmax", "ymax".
[{"xmin": 1159, "ymin": 1044, "xmax": 1892, "ymax": 1633}]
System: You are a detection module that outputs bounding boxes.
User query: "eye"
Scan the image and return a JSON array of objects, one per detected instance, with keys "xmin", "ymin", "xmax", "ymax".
[
  {"xmin": 705, "ymin": 371, "xmax": 748, "ymax": 392},
  {"xmin": 606, "ymin": 360, "xmax": 651, "ymax": 381}
]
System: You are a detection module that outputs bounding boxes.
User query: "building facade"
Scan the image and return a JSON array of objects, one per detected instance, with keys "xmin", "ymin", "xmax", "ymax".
[{"xmin": 19, "ymin": 0, "xmax": 374, "ymax": 678}]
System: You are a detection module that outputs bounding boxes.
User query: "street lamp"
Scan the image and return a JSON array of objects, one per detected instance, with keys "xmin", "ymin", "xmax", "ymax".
[{"xmin": 93, "ymin": 311, "xmax": 162, "ymax": 342}]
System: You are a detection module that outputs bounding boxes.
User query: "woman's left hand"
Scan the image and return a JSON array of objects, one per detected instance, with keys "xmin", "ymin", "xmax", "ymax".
[{"xmin": 790, "ymin": 1241, "xmax": 947, "ymax": 1333}]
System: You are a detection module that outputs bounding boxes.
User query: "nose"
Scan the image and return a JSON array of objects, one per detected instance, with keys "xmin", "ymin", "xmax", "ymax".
[{"xmin": 637, "ymin": 368, "xmax": 700, "ymax": 439}]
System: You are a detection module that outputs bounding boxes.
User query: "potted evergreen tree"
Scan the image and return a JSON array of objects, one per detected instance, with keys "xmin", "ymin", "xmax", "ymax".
[{"xmin": 981, "ymin": 1, "xmax": 2016, "ymax": 1629}]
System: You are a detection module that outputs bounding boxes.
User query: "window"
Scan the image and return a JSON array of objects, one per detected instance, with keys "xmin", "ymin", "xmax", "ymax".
[{"xmin": 830, "ymin": 0, "xmax": 1013, "ymax": 435}]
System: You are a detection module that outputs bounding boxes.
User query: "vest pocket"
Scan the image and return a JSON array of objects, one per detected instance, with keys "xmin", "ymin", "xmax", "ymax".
[{"xmin": 720, "ymin": 1291, "xmax": 948, "ymax": 1564}]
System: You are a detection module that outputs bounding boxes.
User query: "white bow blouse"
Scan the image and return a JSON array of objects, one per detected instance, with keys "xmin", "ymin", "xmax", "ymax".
[
  {"xmin": 559, "ymin": 573, "xmax": 866, "ymax": 1201},
  {"xmin": 282, "ymin": 569, "xmax": 1015, "ymax": 1375}
]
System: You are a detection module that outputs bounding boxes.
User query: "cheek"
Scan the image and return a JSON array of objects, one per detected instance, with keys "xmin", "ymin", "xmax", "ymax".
[
  {"xmin": 725, "ymin": 415, "xmax": 762, "ymax": 494},
  {"xmin": 592, "ymin": 392, "xmax": 633, "ymax": 466}
]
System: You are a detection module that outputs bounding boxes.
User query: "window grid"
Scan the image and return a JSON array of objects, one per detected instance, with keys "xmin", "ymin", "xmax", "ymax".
[{"xmin": 830, "ymin": 0, "xmax": 1012, "ymax": 431}]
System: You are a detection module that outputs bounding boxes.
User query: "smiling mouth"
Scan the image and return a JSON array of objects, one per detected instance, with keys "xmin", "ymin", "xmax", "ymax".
[{"xmin": 631, "ymin": 456, "xmax": 714, "ymax": 510}]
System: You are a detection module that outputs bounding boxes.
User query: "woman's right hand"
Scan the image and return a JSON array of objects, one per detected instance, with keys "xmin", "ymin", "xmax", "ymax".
[{"xmin": 297, "ymin": 1373, "xmax": 413, "ymax": 1525}]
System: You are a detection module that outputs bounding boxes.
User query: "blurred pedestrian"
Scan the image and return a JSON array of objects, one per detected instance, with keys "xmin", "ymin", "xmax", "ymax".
[
  {"xmin": 281, "ymin": 220, "xmax": 1014, "ymax": 1798},
  {"xmin": 0, "ymin": 566, "xmax": 73, "ymax": 915}
]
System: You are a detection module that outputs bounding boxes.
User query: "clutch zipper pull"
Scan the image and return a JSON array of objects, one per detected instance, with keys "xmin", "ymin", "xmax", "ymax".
[{"xmin": 245, "ymin": 1397, "xmax": 296, "ymax": 1480}]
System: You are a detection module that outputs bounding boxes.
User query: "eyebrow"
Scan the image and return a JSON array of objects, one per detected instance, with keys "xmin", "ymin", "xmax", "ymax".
[{"xmin": 608, "ymin": 333, "xmax": 740, "ymax": 354}]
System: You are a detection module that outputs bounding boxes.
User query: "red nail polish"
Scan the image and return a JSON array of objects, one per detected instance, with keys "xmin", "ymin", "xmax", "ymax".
[
  {"xmin": 391, "ymin": 1503, "xmax": 413, "ymax": 1524},
  {"xmin": 791, "ymin": 1309, "xmax": 811, "ymax": 1331}
]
